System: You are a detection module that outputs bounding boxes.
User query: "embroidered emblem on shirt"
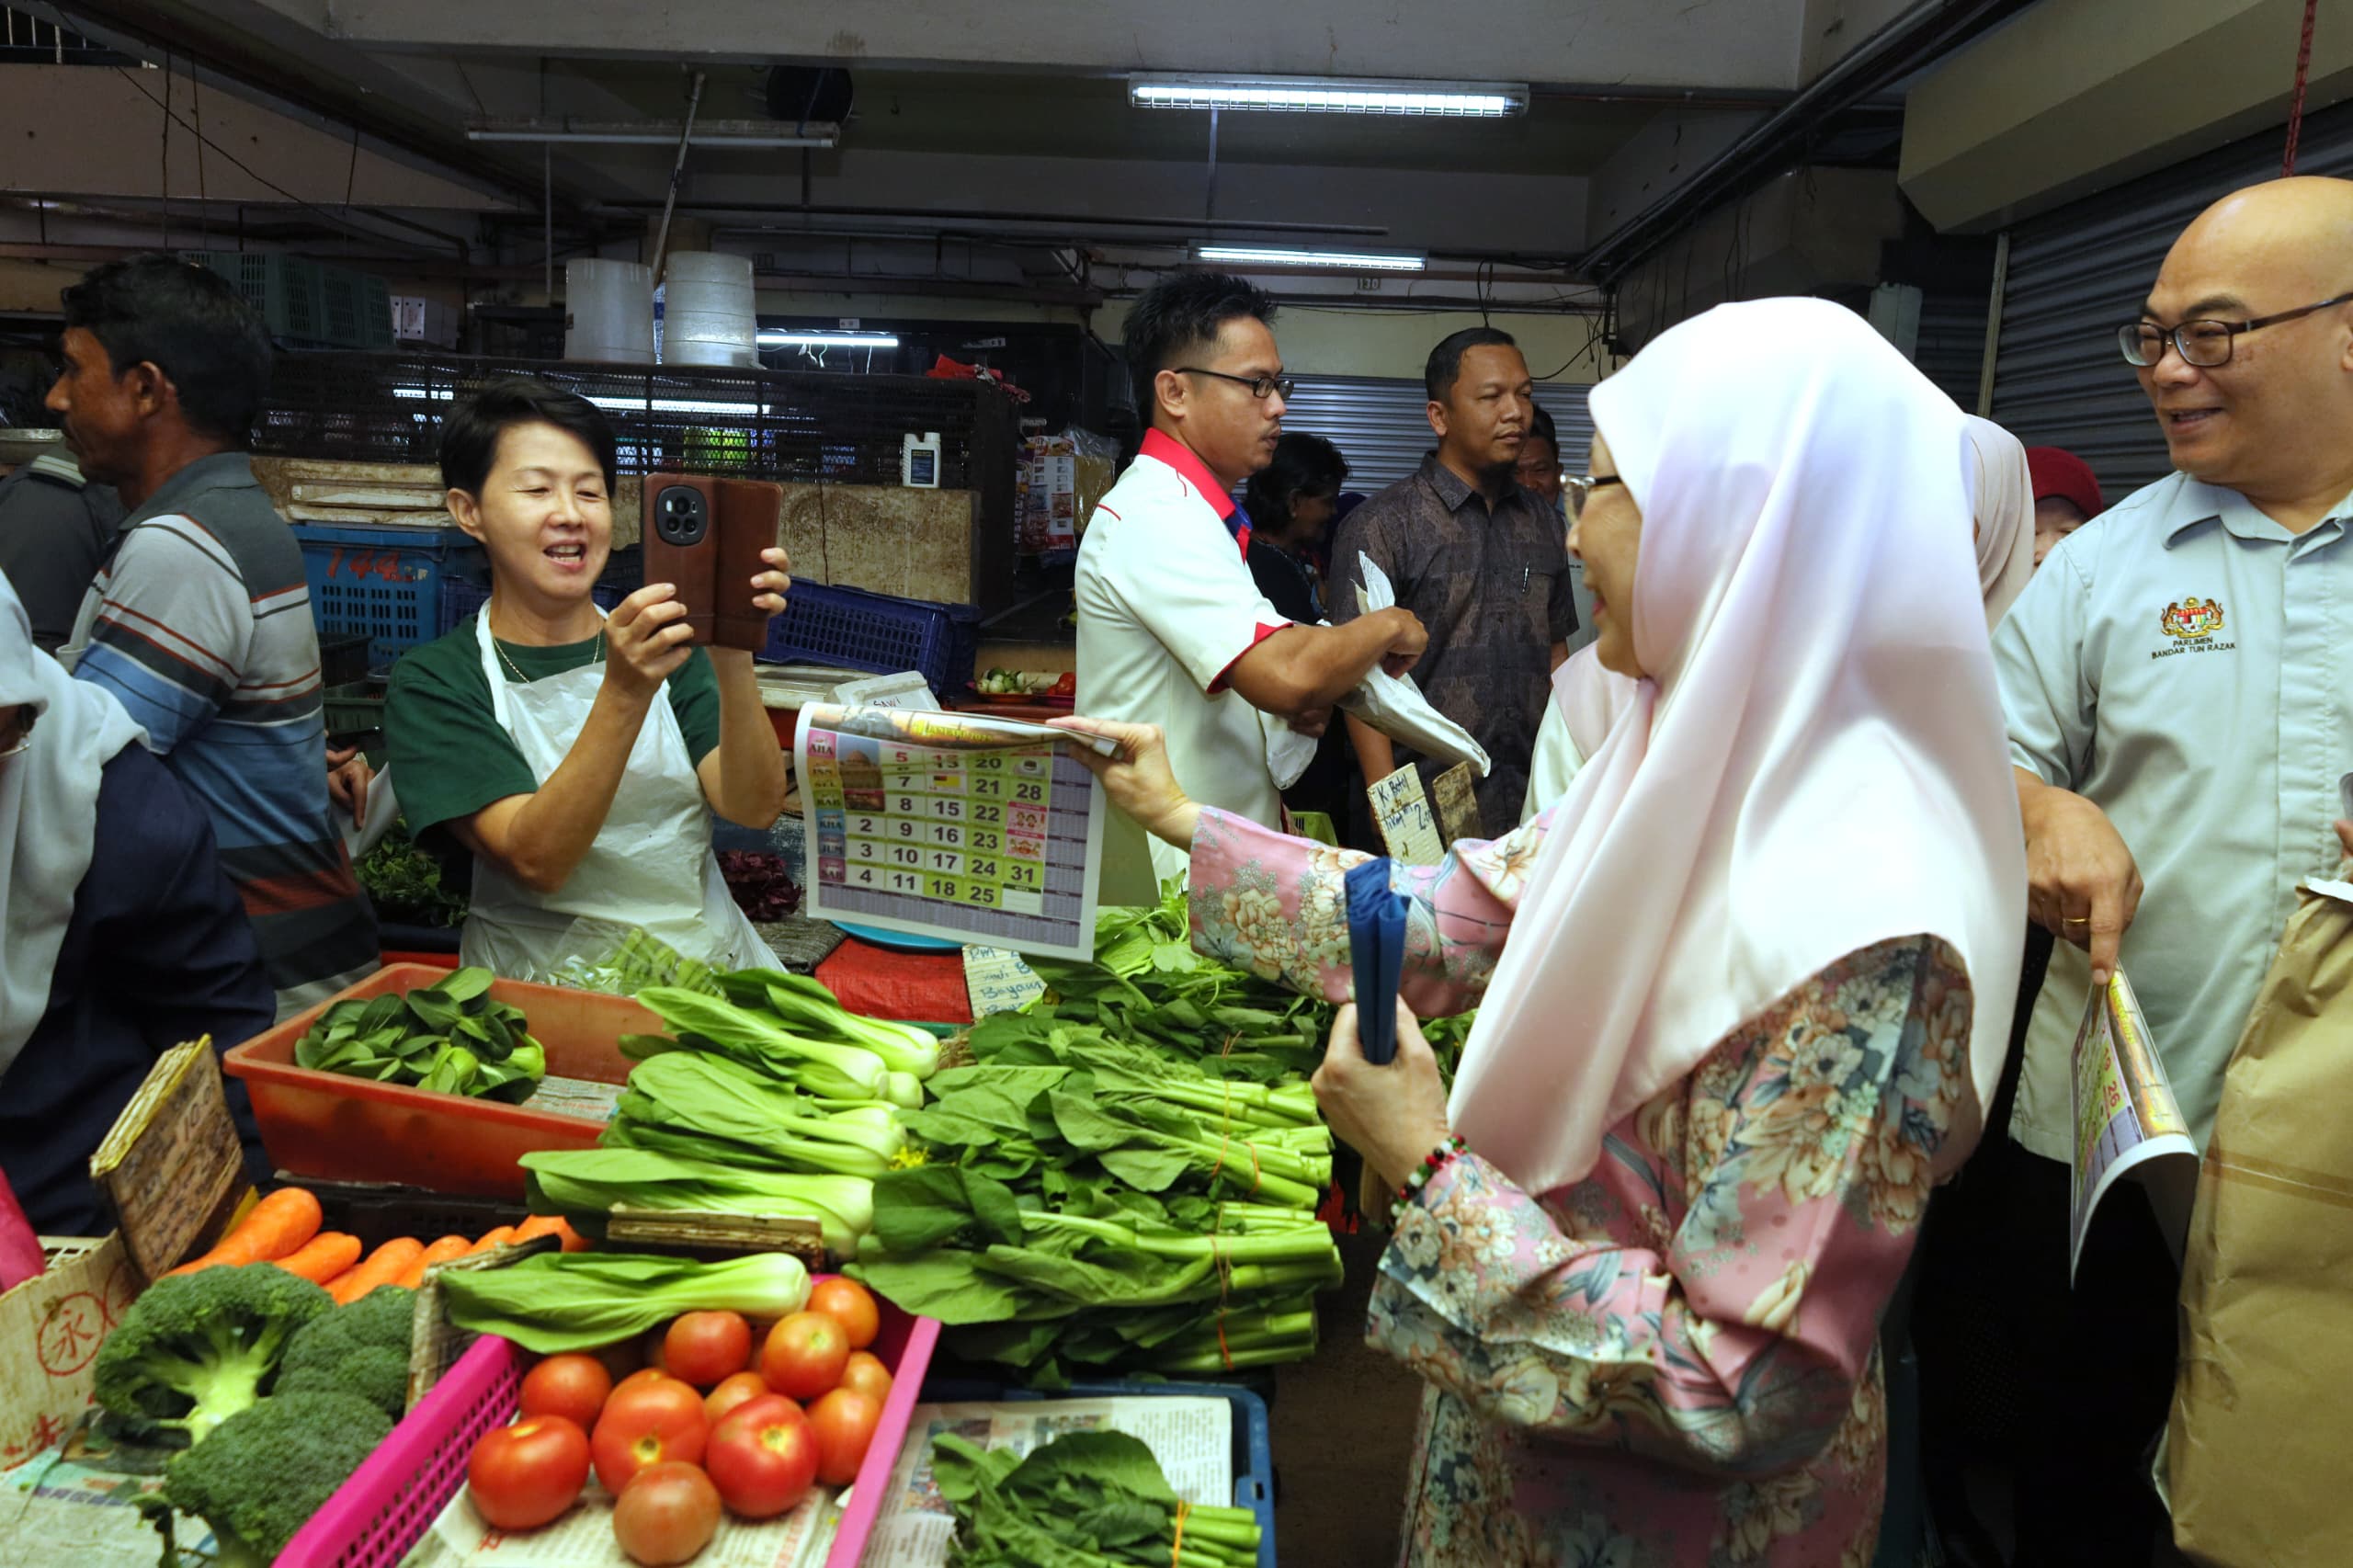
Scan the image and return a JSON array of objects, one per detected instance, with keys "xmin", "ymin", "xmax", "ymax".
[{"xmin": 2159, "ymin": 597, "xmax": 2226, "ymax": 641}]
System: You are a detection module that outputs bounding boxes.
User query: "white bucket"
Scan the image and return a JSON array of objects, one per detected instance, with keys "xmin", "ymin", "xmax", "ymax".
[
  {"xmin": 563, "ymin": 258, "xmax": 654, "ymax": 364},
  {"xmin": 660, "ymin": 251, "xmax": 757, "ymax": 368}
]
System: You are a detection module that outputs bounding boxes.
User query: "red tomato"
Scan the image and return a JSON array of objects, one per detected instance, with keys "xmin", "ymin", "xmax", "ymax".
[
  {"xmin": 761, "ymin": 1312, "xmax": 849, "ymax": 1401},
  {"xmin": 467, "ymin": 1415, "xmax": 591, "ymax": 1531},
  {"xmin": 611, "ymin": 1460, "xmax": 721, "ymax": 1566},
  {"xmin": 706, "ymin": 1393, "xmax": 821, "ymax": 1518},
  {"xmin": 807, "ymin": 1278, "xmax": 881, "ymax": 1351},
  {"xmin": 837, "ymin": 1351, "xmax": 892, "ymax": 1406},
  {"xmin": 519, "ymin": 1354, "xmax": 613, "ymax": 1432},
  {"xmin": 703, "ymin": 1369, "xmax": 771, "ymax": 1427},
  {"xmin": 612, "ymin": 1366, "xmax": 672, "ymax": 1397},
  {"xmin": 663, "ymin": 1311, "xmax": 753, "ymax": 1388},
  {"xmin": 591, "ymin": 1377, "xmax": 708, "ymax": 1494},
  {"xmin": 806, "ymin": 1387, "xmax": 883, "ymax": 1486}
]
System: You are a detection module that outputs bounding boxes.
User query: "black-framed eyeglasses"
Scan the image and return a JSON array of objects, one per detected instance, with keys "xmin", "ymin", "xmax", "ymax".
[
  {"xmin": 1563, "ymin": 473, "xmax": 1623, "ymax": 519},
  {"xmin": 1176, "ymin": 367, "xmax": 1296, "ymax": 400},
  {"xmin": 2118, "ymin": 291, "xmax": 2353, "ymax": 369}
]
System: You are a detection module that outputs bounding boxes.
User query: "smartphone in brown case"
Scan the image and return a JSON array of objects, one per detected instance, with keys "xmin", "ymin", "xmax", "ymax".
[{"xmin": 642, "ymin": 473, "xmax": 782, "ymax": 653}]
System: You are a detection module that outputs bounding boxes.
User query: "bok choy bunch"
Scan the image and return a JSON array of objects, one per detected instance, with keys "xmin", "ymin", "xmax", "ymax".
[{"xmin": 522, "ymin": 1148, "xmax": 875, "ymax": 1258}]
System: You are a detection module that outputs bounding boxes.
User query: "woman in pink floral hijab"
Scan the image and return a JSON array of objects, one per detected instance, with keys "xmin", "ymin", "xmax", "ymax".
[{"xmin": 1060, "ymin": 298, "xmax": 2024, "ymax": 1564}]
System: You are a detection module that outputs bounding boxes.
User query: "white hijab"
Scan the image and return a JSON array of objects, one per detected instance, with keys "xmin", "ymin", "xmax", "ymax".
[
  {"xmin": 1546, "ymin": 409, "xmax": 2040, "ymax": 767},
  {"xmin": 1449, "ymin": 299, "xmax": 2026, "ymax": 1194},
  {"xmin": 1965, "ymin": 415, "xmax": 2035, "ymax": 629},
  {"xmin": 0, "ymin": 578, "xmax": 147, "ymax": 1081}
]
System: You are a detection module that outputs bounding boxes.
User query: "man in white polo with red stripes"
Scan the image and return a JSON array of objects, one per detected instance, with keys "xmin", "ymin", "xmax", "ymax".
[{"xmin": 1076, "ymin": 274, "xmax": 1427, "ymax": 881}]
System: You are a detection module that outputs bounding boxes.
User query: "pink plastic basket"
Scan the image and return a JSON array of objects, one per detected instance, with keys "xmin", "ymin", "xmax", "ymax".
[{"xmin": 274, "ymin": 1285, "xmax": 940, "ymax": 1568}]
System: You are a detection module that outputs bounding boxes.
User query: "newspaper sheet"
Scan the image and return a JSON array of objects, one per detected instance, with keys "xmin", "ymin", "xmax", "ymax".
[
  {"xmin": 402, "ymin": 1479, "xmax": 835, "ymax": 1568},
  {"xmin": 2068, "ymin": 969, "xmax": 2200, "ymax": 1281},
  {"xmin": 858, "ymin": 1396, "xmax": 1233, "ymax": 1568}
]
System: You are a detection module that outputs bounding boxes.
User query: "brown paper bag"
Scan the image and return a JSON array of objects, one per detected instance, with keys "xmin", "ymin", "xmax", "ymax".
[{"xmin": 2167, "ymin": 884, "xmax": 2353, "ymax": 1565}]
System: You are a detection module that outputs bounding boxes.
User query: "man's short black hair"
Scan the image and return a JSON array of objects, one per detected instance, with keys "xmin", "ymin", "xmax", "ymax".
[
  {"xmin": 1123, "ymin": 272, "xmax": 1278, "ymax": 422},
  {"xmin": 1426, "ymin": 325, "xmax": 1520, "ymax": 404},
  {"xmin": 1243, "ymin": 432, "xmax": 1349, "ymax": 528},
  {"xmin": 59, "ymin": 254, "xmax": 272, "ymax": 444},
  {"xmin": 439, "ymin": 376, "xmax": 619, "ymax": 495},
  {"xmin": 1523, "ymin": 403, "xmax": 1559, "ymax": 456}
]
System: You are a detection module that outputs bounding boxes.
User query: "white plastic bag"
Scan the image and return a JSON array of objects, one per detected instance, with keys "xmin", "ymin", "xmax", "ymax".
[{"xmin": 1343, "ymin": 554, "xmax": 1491, "ymax": 778}]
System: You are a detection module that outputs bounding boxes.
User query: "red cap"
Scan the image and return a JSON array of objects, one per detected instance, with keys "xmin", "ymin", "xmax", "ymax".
[{"xmin": 2027, "ymin": 447, "xmax": 2104, "ymax": 520}]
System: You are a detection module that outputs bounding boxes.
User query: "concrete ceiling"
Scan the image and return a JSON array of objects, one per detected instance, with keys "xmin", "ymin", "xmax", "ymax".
[{"xmin": 20, "ymin": 0, "xmax": 1958, "ymax": 303}]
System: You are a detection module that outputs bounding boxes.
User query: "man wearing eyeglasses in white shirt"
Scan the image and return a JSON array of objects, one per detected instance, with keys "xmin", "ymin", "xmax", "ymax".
[
  {"xmin": 1075, "ymin": 274, "xmax": 1427, "ymax": 881},
  {"xmin": 1989, "ymin": 176, "xmax": 2353, "ymax": 1567}
]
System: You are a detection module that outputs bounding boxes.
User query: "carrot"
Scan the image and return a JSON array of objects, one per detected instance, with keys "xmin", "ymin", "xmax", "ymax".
[
  {"xmin": 554, "ymin": 1219, "xmax": 590, "ymax": 1253},
  {"xmin": 328, "ymin": 1237, "xmax": 426, "ymax": 1305},
  {"xmin": 513, "ymin": 1214, "xmax": 569, "ymax": 1244},
  {"xmin": 395, "ymin": 1235, "xmax": 472, "ymax": 1290},
  {"xmin": 465, "ymin": 1225, "xmax": 519, "ymax": 1256},
  {"xmin": 269, "ymin": 1232, "xmax": 363, "ymax": 1286},
  {"xmin": 165, "ymin": 1187, "xmax": 324, "ymax": 1276}
]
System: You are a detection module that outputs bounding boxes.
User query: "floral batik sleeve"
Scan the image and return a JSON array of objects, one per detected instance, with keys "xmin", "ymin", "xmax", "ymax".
[
  {"xmin": 1368, "ymin": 935, "xmax": 1972, "ymax": 1477},
  {"xmin": 1184, "ymin": 804, "xmax": 1553, "ymax": 1016}
]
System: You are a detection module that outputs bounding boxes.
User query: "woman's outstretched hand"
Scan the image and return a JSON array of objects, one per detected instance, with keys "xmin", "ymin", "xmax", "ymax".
[
  {"xmin": 1313, "ymin": 999, "xmax": 1454, "ymax": 1195},
  {"xmin": 1048, "ymin": 715, "xmax": 1201, "ymax": 847}
]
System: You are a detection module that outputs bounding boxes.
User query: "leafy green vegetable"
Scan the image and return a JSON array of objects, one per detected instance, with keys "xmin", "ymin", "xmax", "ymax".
[
  {"xmin": 635, "ymin": 986, "xmax": 891, "ymax": 1100},
  {"xmin": 437, "ymin": 1249, "xmax": 811, "ymax": 1353},
  {"xmin": 291, "ymin": 970, "xmax": 546, "ymax": 1102},
  {"xmin": 930, "ymin": 1428, "xmax": 1260, "ymax": 1567},
  {"xmin": 716, "ymin": 969, "xmax": 941, "ymax": 1078},
  {"xmin": 522, "ymin": 1147, "xmax": 876, "ymax": 1256},
  {"xmin": 356, "ymin": 821, "xmax": 467, "ymax": 928},
  {"xmin": 550, "ymin": 927, "xmax": 728, "ymax": 999},
  {"xmin": 611, "ymin": 1051, "xmax": 906, "ymax": 1176}
]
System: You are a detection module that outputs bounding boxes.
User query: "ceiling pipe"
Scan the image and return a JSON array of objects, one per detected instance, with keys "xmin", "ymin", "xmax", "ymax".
[
  {"xmin": 648, "ymin": 70, "xmax": 706, "ymax": 285},
  {"xmin": 1576, "ymin": 0, "xmax": 2037, "ymax": 281}
]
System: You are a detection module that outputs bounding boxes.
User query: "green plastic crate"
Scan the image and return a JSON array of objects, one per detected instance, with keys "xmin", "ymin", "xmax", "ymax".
[
  {"xmin": 320, "ymin": 266, "xmax": 394, "ymax": 350},
  {"xmin": 182, "ymin": 250, "xmax": 324, "ymax": 342}
]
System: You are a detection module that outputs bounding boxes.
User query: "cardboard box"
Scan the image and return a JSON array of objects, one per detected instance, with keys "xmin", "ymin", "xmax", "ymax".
[
  {"xmin": 0, "ymin": 1234, "xmax": 137, "ymax": 1471},
  {"xmin": 1, "ymin": 1041, "xmax": 250, "ymax": 1472}
]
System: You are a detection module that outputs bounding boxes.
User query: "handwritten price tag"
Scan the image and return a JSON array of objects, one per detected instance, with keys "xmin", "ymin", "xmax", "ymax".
[
  {"xmin": 963, "ymin": 945, "xmax": 1046, "ymax": 1018},
  {"xmin": 1368, "ymin": 767, "xmax": 1446, "ymax": 865}
]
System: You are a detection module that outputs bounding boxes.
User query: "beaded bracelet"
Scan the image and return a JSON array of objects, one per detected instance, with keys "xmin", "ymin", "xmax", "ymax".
[{"xmin": 1392, "ymin": 1134, "xmax": 1468, "ymax": 1217}]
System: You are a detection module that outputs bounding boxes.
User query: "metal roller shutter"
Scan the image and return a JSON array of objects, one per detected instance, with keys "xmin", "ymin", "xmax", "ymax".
[
  {"xmin": 1277, "ymin": 374, "xmax": 1597, "ymax": 493},
  {"xmin": 1915, "ymin": 292, "xmax": 1991, "ymax": 411},
  {"xmin": 1989, "ymin": 97, "xmax": 2353, "ymax": 500}
]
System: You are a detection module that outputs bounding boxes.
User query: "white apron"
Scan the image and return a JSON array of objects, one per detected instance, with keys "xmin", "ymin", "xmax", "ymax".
[{"xmin": 460, "ymin": 614, "xmax": 776, "ymax": 982}]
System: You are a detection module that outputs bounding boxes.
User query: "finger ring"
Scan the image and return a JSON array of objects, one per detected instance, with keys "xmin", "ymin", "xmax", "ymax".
[{"xmin": 2063, "ymin": 916, "xmax": 2091, "ymax": 925}]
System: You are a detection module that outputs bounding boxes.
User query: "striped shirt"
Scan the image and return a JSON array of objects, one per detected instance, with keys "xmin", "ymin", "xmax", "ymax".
[{"xmin": 65, "ymin": 453, "xmax": 376, "ymax": 1016}]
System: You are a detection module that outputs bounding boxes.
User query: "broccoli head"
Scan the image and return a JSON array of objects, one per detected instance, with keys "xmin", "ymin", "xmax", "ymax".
[
  {"xmin": 274, "ymin": 1284, "xmax": 417, "ymax": 1418},
  {"xmin": 92, "ymin": 1265, "xmax": 335, "ymax": 1445},
  {"xmin": 159, "ymin": 1391, "xmax": 392, "ymax": 1567}
]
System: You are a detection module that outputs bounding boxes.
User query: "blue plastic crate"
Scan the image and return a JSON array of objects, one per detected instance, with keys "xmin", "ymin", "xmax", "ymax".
[
  {"xmin": 760, "ymin": 580, "xmax": 980, "ymax": 696},
  {"xmin": 293, "ymin": 524, "xmax": 482, "ymax": 671},
  {"xmin": 915, "ymin": 1377, "xmax": 1275, "ymax": 1567}
]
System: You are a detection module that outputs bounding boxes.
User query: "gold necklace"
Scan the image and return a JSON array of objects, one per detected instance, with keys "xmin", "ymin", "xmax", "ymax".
[{"xmin": 491, "ymin": 621, "xmax": 605, "ymax": 684}]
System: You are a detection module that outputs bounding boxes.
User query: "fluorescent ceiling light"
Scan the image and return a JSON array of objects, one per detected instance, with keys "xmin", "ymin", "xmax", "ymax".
[
  {"xmin": 1131, "ymin": 74, "xmax": 1525, "ymax": 117},
  {"xmin": 1197, "ymin": 246, "xmax": 1427, "ymax": 272},
  {"xmin": 759, "ymin": 331, "xmax": 900, "ymax": 349}
]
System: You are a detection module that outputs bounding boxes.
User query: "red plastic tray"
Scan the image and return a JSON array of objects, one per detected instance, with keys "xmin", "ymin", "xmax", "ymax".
[
  {"xmin": 278, "ymin": 1284, "xmax": 939, "ymax": 1567},
  {"xmin": 222, "ymin": 965, "xmax": 657, "ymax": 1200}
]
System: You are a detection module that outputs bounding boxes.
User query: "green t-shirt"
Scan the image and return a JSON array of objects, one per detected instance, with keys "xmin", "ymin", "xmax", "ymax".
[{"xmin": 385, "ymin": 614, "xmax": 722, "ymax": 838}]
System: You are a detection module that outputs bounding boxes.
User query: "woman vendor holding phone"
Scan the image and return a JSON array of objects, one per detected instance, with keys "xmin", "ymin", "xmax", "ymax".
[{"xmin": 385, "ymin": 378, "xmax": 792, "ymax": 980}]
